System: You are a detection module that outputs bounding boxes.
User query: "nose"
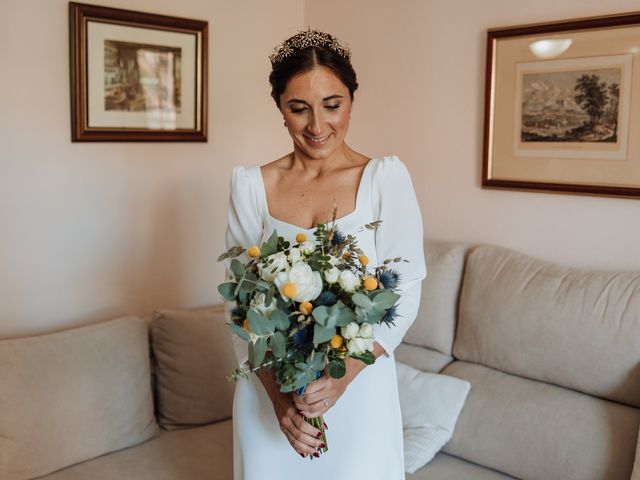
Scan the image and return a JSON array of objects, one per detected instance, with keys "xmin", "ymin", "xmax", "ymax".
[{"xmin": 307, "ymin": 109, "xmax": 323, "ymax": 136}]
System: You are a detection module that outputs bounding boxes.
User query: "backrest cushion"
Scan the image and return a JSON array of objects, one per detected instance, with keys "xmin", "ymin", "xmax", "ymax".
[
  {"xmin": 454, "ymin": 245, "xmax": 640, "ymax": 407},
  {"xmin": 151, "ymin": 305, "xmax": 237, "ymax": 429},
  {"xmin": 404, "ymin": 241, "xmax": 468, "ymax": 355},
  {"xmin": 0, "ymin": 316, "xmax": 158, "ymax": 480}
]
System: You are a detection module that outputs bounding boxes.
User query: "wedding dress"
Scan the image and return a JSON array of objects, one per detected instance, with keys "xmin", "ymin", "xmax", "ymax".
[{"xmin": 224, "ymin": 156, "xmax": 426, "ymax": 479}]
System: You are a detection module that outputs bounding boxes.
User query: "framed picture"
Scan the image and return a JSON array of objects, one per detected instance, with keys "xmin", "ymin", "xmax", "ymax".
[
  {"xmin": 483, "ymin": 12, "xmax": 640, "ymax": 198},
  {"xmin": 69, "ymin": 2, "xmax": 208, "ymax": 141}
]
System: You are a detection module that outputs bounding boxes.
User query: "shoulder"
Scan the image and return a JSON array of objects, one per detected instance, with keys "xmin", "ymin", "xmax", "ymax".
[{"xmin": 371, "ymin": 155, "xmax": 412, "ymax": 180}]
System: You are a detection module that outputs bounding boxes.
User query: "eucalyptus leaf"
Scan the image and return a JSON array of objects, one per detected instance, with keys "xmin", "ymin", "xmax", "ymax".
[
  {"xmin": 249, "ymin": 337, "xmax": 267, "ymax": 368},
  {"xmin": 351, "ymin": 292, "xmax": 372, "ymax": 309},
  {"xmin": 271, "ymin": 310, "xmax": 290, "ymax": 330},
  {"xmin": 372, "ymin": 290, "xmax": 401, "ymax": 310},
  {"xmin": 230, "ymin": 259, "xmax": 245, "ymax": 279},
  {"xmin": 328, "ymin": 359, "xmax": 346, "ymax": 378},
  {"xmin": 270, "ymin": 331, "xmax": 286, "ymax": 359},
  {"xmin": 352, "ymin": 350, "xmax": 376, "ymax": 365},
  {"xmin": 228, "ymin": 322, "xmax": 250, "ymax": 342},
  {"xmin": 313, "ymin": 324, "xmax": 336, "ymax": 345},
  {"xmin": 217, "ymin": 282, "xmax": 238, "ymax": 301},
  {"xmin": 311, "ymin": 306, "xmax": 330, "ymax": 326},
  {"xmin": 247, "ymin": 310, "xmax": 275, "ymax": 335},
  {"xmin": 307, "ymin": 351, "xmax": 326, "ymax": 371},
  {"xmin": 335, "ymin": 304, "xmax": 356, "ymax": 326}
]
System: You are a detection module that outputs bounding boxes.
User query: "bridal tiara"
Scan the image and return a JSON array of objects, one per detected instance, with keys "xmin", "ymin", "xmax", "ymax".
[{"xmin": 269, "ymin": 27, "xmax": 351, "ymax": 67}]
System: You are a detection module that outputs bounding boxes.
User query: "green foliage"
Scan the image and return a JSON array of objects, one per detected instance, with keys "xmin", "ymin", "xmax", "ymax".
[
  {"xmin": 270, "ymin": 331, "xmax": 287, "ymax": 359},
  {"xmin": 228, "ymin": 322, "xmax": 250, "ymax": 341},
  {"xmin": 352, "ymin": 350, "xmax": 375, "ymax": 365},
  {"xmin": 328, "ymin": 358, "xmax": 346, "ymax": 378},
  {"xmin": 218, "ymin": 282, "xmax": 237, "ymax": 301},
  {"xmin": 247, "ymin": 310, "xmax": 274, "ymax": 335},
  {"xmin": 313, "ymin": 324, "xmax": 336, "ymax": 344},
  {"xmin": 217, "ymin": 245, "xmax": 245, "ymax": 262},
  {"xmin": 249, "ymin": 337, "xmax": 267, "ymax": 368},
  {"xmin": 271, "ymin": 309, "xmax": 290, "ymax": 330}
]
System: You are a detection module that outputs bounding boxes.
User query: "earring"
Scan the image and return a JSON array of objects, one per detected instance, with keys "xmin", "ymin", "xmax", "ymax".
[{"xmin": 283, "ymin": 121, "xmax": 287, "ymax": 127}]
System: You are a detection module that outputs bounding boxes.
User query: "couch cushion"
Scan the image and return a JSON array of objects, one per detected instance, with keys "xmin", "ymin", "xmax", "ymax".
[
  {"xmin": 151, "ymin": 305, "xmax": 237, "ymax": 429},
  {"xmin": 442, "ymin": 361, "xmax": 640, "ymax": 480},
  {"xmin": 408, "ymin": 452, "xmax": 516, "ymax": 479},
  {"xmin": 404, "ymin": 241, "xmax": 467, "ymax": 355},
  {"xmin": 396, "ymin": 343, "xmax": 453, "ymax": 373},
  {"xmin": 0, "ymin": 316, "xmax": 158, "ymax": 480},
  {"xmin": 36, "ymin": 420, "xmax": 233, "ymax": 480},
  {"xmin": 454, "ymin": 245, "xmax": 640, "ymax": 407},
  {"xmin": 397, "ymin": 362, "xmax": 470, "ymax": 473},
  {"xmin": 632, "ymin": 428, "xmax": 640, "ymax": 480}
]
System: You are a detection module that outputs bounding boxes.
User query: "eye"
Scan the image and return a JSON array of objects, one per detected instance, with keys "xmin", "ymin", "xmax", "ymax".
[
  {"xmin": 289, "ymin": 105, "xmax": 308, "ymax": 114},
  {"xmin": 325, "ymin": 104, "xmax": 341, "ymax": 110}
]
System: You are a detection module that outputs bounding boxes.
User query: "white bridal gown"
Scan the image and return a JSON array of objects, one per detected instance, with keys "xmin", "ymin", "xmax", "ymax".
[{"xmin": 224, "ymin": 156, "xmax": 426, "ymax": 480}]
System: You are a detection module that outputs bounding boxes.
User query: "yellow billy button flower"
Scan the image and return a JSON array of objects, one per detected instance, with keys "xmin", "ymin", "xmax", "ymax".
[
  {"xmin": 359, "ymin": 255, "xmax": 369, "ymax": 266},
  {"xmin": 363, "ymin": 276, "xmax": 378, "ymax": 291},
  {"xmin": 247, "ymin": 246, "xmax": 261, "ymax": 258},
  {"xmin": 282, "ymin": 282, "xmax": 298, "ymax": 299},
  {"xmin": 242, "ymin": 319, "xmax": 251, "ymax": 332},
  {"xmin": 342, "ymin": 252, "xmax": 351, "ymax": 260},
  {"xmin": 299, "ymin": 301, "xmax": 313, "ymax": 315},
  {"xmin": 330, "ymin": 335, "xmax": 343, "ymax": 349},
  {"xmin": 296, "ymin": 233, "xmax": 307, "ymax": 243}
]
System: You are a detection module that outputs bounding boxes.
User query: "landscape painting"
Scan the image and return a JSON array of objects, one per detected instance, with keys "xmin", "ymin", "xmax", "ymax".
[{"xmin": 521, "ymin": 67, "xmax": 621, "ymax": 143}]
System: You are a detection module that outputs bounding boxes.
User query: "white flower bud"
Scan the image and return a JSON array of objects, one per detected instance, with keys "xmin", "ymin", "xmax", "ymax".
[{"xmin": 324, "ymin": 267, "xmax": 340, "ymax": 284}]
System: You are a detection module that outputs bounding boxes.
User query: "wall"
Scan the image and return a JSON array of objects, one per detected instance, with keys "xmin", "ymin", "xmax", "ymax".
[
  {"xmin": 0, "ymin": 0, "xmax": 302, "ymax": 337},
  {"xmin": 305, "ymin": 0, "xmax": 640, "ymax": 271}
]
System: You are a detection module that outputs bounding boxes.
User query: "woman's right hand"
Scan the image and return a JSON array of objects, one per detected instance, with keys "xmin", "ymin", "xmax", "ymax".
[
  {"xmin": 272, "ymin": 390, "xmax": 324, "ymax": 457},
  {"xmin": 256, "ymin": 367, "xmax": 323, "ymax": 457}
]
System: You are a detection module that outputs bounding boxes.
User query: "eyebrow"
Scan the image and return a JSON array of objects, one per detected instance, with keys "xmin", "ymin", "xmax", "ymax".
[{"xmin": 286, "ymin": 95, "xmax": 344, "ymax": 105}]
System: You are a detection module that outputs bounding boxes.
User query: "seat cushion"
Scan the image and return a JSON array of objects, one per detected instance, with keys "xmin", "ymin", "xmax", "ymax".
[
  {"xmin": 0, "ymin": 317, "xmax": 158, "ymax": 480},
  {"xmin": 36, "ymin": 420, "xmax": 233, "ymax": 480},
  {"xmin": 151, "ymin": 305, "xmax": 237, "ymax": 429},
  {"xmin": 454, "ymin": 245, "xmax": 640, "ymax": 407},
  {"xmin": 442, "ymin": 361, "xmax": 640, "ymax": 480},
  {"xmin": 407, "ymin": 452, "xmax": 516, "ymax": 479}
]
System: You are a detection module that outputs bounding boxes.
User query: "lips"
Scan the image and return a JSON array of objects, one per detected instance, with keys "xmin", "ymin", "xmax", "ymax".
[{"xmin": 303, "ymin": 133, "xmax": 330, "ymax": 145}]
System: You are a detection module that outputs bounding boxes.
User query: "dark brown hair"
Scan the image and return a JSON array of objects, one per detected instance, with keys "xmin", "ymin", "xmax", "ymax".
[{"xmin": 269, "ymin": 46, "xmax": 358, "ymax": 108}]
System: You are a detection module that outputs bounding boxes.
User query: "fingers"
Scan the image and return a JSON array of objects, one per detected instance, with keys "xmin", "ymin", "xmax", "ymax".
[
  {"xmin": 280, "ymin": 411, "xmax": 324, "ymax": 456},
  {"xmin": 294, "ymin": 396, "xmax": 331, "ymax": 418}
]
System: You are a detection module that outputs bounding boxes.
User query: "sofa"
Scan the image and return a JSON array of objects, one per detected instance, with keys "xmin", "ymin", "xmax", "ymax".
[{"xmin": 1, "ymin": 242, "xmax": 639, "ymax": 480}]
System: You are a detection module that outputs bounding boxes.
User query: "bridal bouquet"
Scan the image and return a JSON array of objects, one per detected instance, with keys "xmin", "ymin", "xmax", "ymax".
[{"xmin": 217, "ymin": 218, "xmax": 404, "ymax": 458}]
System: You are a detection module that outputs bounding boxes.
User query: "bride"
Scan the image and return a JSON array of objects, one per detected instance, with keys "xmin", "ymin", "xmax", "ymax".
[{"xmin": 225, "ymin": 28, "xmax": 427, "ymax": 480}]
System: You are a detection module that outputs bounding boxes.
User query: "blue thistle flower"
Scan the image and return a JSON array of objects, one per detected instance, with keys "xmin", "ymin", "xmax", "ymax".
[
  {"xmin": 316, "ymin": 290, "xmax": 338, "ymax": 306},
  {"xmin": 331, "ymin": 230, "xmax": 346, "ymax": 247},
  {"xmin": 378, "ymin": 269, "xmax": 401, "ymax": 289},
  {"xmin": 381, "ymin": 304, "xmax": 400, "ymax": 327},
  {"xmin": 230, "ymin": 305, "xmax": 246, "ymax": 324},
  {"xmin": 291, "ymin": 325, "xmax": 314, "ymax": 351}
]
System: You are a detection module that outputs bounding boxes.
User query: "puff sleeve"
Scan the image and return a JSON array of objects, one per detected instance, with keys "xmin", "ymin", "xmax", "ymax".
[
  {"xmin": 224, "ymin": 166, "xmax": 264, "ymax": 367},
  {"xmin": 371, "ymin": 156, "xmax": 427, "ymax": 356}
]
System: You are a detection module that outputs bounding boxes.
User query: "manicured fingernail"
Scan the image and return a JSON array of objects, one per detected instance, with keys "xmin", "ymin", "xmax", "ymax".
[
  {"xmin": 316, "ymin": 432, "xmax": 321, "ymax": 438},
  {"xmin": 299, "ymin": 453, "xmax": 305, "ymax": 458},
  {"xmin": 320, "ymin": 443, "xmax": 325, "ymax": 448},
  {"xmin": 313, "ymin": 452, "xmax": 320, "ymax": 457}
]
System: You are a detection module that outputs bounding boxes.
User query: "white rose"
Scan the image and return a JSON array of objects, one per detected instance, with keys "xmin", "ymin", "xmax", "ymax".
[
  {"xmin": 324, "ymin": 267, "xmax": 340, "ymax": 284},
  {"xmin": 288, "ymin": 247, "xmax": 303, "ymax": 265},
  {"xmin": 258, "ymin": 251, "xmax": 289, "ymax": 282},
  {"xmin": 341, "ymin": 321, "xmax": 360, "ymax": 340},
  {"xmin": 300, "ymin": 241, "xmax": 316, "ymax": 255},
  {"xmin": 338, "ymin": 270, "xmax": 360, "ymax": 292},
  {"xmin": 364, "ymin": 338, "xmax": 374, "ymax": 352},
  {"xmin": 358, "ymin": 323, "xmax": 373, "ymax": 338},
  {"xmin": 274, "ymin": 262, "xmax": 323, "ymax": 303},
  {"xmin": 328, "ymin": 255, "xmax": 341, "ymax": 266},
  {"xmin": 249, "ymin": 292, "xmax": 276, "ymax": 318},
  {"xmin": 347, "ymin": 337, "xmax": 367, "ymax": 355}
]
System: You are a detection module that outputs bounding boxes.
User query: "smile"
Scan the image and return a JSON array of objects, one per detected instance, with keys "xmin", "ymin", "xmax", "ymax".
[{"xmin": 304, "ymin": 134, "xmax": 330, "ymax": 145}]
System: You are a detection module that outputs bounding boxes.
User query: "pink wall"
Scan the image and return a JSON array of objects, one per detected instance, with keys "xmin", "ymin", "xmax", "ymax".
[
  {"xmin": 0, "ymin": 0, "xmax": 302, "ymax": 337},
  {"xmin": 306, "ymin": 0, "xmax": 640, "ymax": 271}
]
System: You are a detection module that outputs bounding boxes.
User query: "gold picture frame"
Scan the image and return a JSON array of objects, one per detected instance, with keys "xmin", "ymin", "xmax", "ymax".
[
  {"xmin": 69, "ymin": 2, "xmax": 208, "ymax": 141},
  {"xmin": 483, "ymin": 11, "xmax": 640, "ymax": 197}
]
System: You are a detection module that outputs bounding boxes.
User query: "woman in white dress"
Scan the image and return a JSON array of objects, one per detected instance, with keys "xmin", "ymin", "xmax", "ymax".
[{"xmin": 225, "ymin": 29, "xmax": 426, "ymax": 479}]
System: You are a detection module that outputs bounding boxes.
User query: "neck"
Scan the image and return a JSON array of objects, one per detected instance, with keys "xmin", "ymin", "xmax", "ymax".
[{"xmin": 290, "ymin": 142, "xmax": 353, "ymax": 175}]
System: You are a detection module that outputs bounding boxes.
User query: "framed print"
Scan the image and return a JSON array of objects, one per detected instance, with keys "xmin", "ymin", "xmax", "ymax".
[
  {"xmin": 483, "ymin": 12, "xmax": 640, "ymax": 197},
  {"xmin": 69, "ymin": 2, "xmax": 207, "ymax": 141}
]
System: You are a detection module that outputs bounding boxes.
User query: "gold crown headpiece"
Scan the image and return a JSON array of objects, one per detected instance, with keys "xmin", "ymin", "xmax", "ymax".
[{"xmin": 269, "ymin": 28, "xmax": 351, "ymax": 67}]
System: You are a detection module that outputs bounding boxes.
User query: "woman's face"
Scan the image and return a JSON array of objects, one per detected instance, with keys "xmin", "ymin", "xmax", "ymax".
[{"xmin": 280, "ymin": 66, "xmax": 352, "ymax": 160}]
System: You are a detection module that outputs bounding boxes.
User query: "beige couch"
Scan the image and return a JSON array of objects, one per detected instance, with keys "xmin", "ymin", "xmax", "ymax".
[{"xmin": 1, "ymin": 242, "xmax": 639, "ymax": 479}]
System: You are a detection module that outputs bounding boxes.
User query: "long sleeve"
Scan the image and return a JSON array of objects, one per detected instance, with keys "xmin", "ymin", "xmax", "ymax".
[
  {"xmin": 224, "ymin": 166, "xmax": 264, "ymax": 367},
  {"xmin": 371, "ymin": 156, "xmax": 427, "ymax": 356}
]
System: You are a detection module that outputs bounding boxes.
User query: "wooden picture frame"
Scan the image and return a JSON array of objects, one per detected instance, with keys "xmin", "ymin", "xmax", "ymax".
[
  {"xmin": 69, "ymin": 2, "xmax": 208, "ymax": 141},
  {"xmin": 483, "ymin": 11, "xmax": 640, "ymax": 198}
]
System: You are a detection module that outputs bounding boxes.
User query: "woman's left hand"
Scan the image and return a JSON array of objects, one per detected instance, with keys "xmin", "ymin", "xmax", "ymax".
[{"xmin": 292, "ymin": 370, "xmax": 349, "ymax": 418}]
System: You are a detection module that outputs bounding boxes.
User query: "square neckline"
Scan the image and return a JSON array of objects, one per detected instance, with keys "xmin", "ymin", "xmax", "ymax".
[{"xmin": 256, "ymin": 158, "xmax": 377, "ymax": 231}]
